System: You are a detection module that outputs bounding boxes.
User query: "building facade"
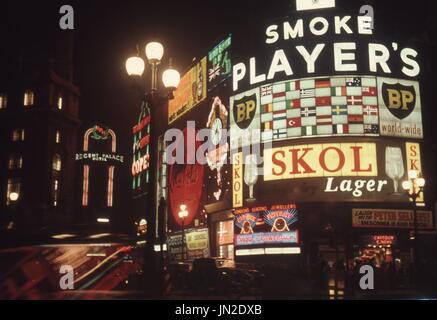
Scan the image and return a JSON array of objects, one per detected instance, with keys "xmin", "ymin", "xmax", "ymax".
[
  {"xmin": 0, "ymin": 33, "xmax": 80, "ymax": 233},
  {"xmin": 160, "ymin": 0, "xmax": 437, "ymax": 296}
]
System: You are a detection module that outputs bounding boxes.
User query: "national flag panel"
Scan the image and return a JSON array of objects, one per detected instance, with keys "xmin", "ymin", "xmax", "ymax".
[
  {"xmin": 331, "ymin": 105, "xmax": 347, "ymax": 116},
  {"xmin": 258, "ymin": 76, "xmax": 381, "ymax": 141},
  {"xmin": 287, "ymin": 117, "xmax": 301, "ymax": 128},
  {"xmin": 316, "ymin": 96, "xmax": 331, "ymax": 106},
  {"xmin": 316, "ymin": 115, "xmax": 332, "ymax": 125},
  {"xmin": 301, "ymin": 106, "xmax": 316, "ymax": 117},
  {"xmin": 302, "ymin": 116, "xmax": 316, "ymax": 127},
  {"xmin": 362, "ymin": 86, "xmax": 377, "ymax": 96},
  {"xmin": 364, "ymin": 124, "xmax": 379, "ymax": 134},
  {"xmin": 334, "ymin": 124, "xmax": 349, "ymax": 134},
  {"xmin": 315, "ymin": 78, "xmax": 331, "ymax": 88},
  {"xmin": 346, "ymin": 77, "xmax": 362, "ymax": 87}
]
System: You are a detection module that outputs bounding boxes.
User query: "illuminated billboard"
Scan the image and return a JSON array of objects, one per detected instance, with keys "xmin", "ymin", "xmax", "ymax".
[
  {"xmin": 168, "ymin": 57, "xmax": 207, "ymax": 124},
  {"xmin": 352, "ymin": 208, "xmax": 434, "ymax": 230},
  {"xmin": 229, "ymin": 76, "xmax": 423, "ymax": 144},
  {"xmin": 232, "ymin": 140, "xmax": 423, "ymax": 205},
  {"xmin": 234, "ymin": 204, "xmax": 299, "ymax": 247},
  {"xmin": 378, "ymin": 78, "xmax": 423, "ymax": 138},
  {"xmin": 229, "ymin": 88, "xmax": 261, "ymax": 149},
  {"xmin": 78, "ymin": 124, "xmax": 118, "ymax": 207},
  {"xmin": 132, "ymin": 105, "xmax": 151, "ymax": 199},
  {"xmin": 208, "ymin": 35, "xmax": 232, "ymax": 91}
]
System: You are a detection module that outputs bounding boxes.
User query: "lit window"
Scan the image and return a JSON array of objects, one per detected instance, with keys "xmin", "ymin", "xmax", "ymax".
[
  {"xmin": 0, "ymin": 93, "xmax": 7, "ymax": 109},
  {"xmin": 6, "ymin": 178, "xmax": 21, "ymax": 206},
  {"xmin": 57, "ymin": 96, "xmax": 63, "ymax": 110},
  {"xmin": 8, "ymin": 154, "xmax": 23, "ymax": 170},
  {"xmin": 12, "ymin": 129, "xmax": 25, "ymax": 142},
  {"xmin": 52, "ymin": 154, "xmax": 62, "ymax": 171},
  {"xmin": 52, "ymin": 179, "xmax": 60, "ymax": 207},
  {"xmin": 24, "ymin": 90, "xmax": 35, "ymax": 107},
  {"xmin": 55, "ymin": 130, "xmax": 61, "ymax": 144}
]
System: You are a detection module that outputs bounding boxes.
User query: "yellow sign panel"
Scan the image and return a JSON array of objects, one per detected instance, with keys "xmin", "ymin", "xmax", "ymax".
[
  {"xmin": 232, "ymin": 152, "xmax": 243, "ymax": 207},
  {"xmin": 405, "ymin": 142, "xmax": 424, "ymax": 203},
  {"xmin": 264, "ymin": 143, "xmax": 377, "ymax": 181},
  {"xmin": 185, "ymin": 229, "xmax": 209, "ymax": 251},
  {"xmin": 168, "ymin": 57, "xmax": 207, "ymax": 124}
]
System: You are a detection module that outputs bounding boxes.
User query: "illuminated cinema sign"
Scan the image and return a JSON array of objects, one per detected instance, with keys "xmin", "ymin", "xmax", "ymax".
[{"xmin": 132, "ymin": 105, "xmax": 151, "ymax": 198}]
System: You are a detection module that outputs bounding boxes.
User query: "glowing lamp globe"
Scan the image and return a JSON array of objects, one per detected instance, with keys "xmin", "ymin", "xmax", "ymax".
[
  {"xmin": 9, "ymin": 192, "xmax": 19, "ymax": 202},
  {"xmin": 162, "ymin": 68, "xmax": 181, "ymax": 89},
  {"xmin": 125, "ymin": 56, "xmax": 145, "ymax": 76},
  {"xmin": 145, "ymin": 42, "xmax": 164, "ymax": 63},
  {"xmin": 416, "ymin": 178, "xmax": 425, "ymax": 188},
  {"xmin": 402, "ymin": 181, "xmax": 412, "ymax": 191}
]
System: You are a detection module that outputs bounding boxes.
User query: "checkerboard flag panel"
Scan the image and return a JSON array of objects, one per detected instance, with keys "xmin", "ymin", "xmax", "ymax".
[{"xmin": 260, "ymin": 76, "xmax": 379, "ymax": 142}]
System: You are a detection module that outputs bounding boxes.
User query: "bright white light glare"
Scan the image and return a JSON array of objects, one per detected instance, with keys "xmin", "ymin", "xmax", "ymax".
[
  {"xmin": 416, "ymin": 178, "xmax": 425, "ymax": 188},
  {"xmin": 265, "ymin": 247, "xmax": 301, "ymax": 255},
  {"xmin": 88, "ymin": 233, "xmax": 111, "ymax": 239},
  {"xmin": 86, "ymin": 253, "xmax": 107, "ymax": 257},
  {"xmin": 402, "ymin": 180, "xmax": 412, "ymax": 191},
  {"xmin": 9, "ymin": 192, "xmax": 19, "ymax": 201},
  {"xmin": 97, "ymin": 218, "xmax": 110, "ymax": 223},
  {"xmin": 154, "ymin": 245, "xmax": 161, "ymax": 252},
  {"xmin": 416, "ymin": 202, "xmax": 426, "ymax": 207},
  {"xmin": 408, "ymin": 170, "xmax": 418, "ymax": 180},
  {"xmin": 235, "ymin": 248, "xmax": 265, "ymax": 256},
  {"xmin": 145, "ymin": 42, "xmax": 164, "ymax": 62},
  {"xmin": 51, "ymin": 234, "xmax": 76, "ymax": 240},
  {"xmin": 125, "ymin": 56, "xmax": 145, "ymax": 76},
  {"xmin": 162, "ymin": 68, "xmax": 181, "ymax": 89}
]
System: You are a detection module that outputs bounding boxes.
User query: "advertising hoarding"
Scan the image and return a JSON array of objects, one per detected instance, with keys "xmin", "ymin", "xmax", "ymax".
[
  {"xmin": 233, "ymin": 139, "xmax": 422, "ymax": 205},
  {"xmin": 352, "ymin": 208, "xmax": 434, "ymax": 230},
  {"xmin": 378, "ymin": 78, "xmax": 423, "ymax": 138},
  {"xmin": 234, "ymin": 204, "xmax": 299, "ymax": 247},
  {"xmin": 229, "ymin": 76, "xmax": 423, "ymax": 145},
  {"xmin": 208, "ymin": 35, "xmax": 232, "ymax": 91},
  {"xmin": 132, "ymin": 105, "xmax": 151, "ymax": 198},
  {"xmin": 167, "ymin": 228, "xmax": 210, "ymax": 261},
  {"xmin": 168, "ymin": 57, "xmax": 207, "ymax": 124}
]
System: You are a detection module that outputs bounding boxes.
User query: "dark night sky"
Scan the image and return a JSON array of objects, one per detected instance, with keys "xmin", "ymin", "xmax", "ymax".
[{"xmin": 2, "ymin": 0, "xmax": 437, "ymax": 229}]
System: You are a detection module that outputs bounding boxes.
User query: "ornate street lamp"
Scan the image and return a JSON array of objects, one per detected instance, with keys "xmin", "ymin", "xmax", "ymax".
[
  {"xmin": 125, "ymin": 41, "xmax": 180, "ymax": 297},
  {"xmin": 402, "ymin": 169, "xmax": 425, "ymax": 274},
  {"xmin": 178, "ymin": 204, "xmax": 189, "ymax": 261}
]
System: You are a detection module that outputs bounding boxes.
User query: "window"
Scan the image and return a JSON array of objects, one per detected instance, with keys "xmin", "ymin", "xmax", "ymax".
[
  {"xmin": 57, "ymin": 96, "xmax": 63, "ymax": 110},
  {"xmin": 8, "ymin": 154, "xmax": 23, "ymax": 170},
  {"xmin": 12, "ymin": 129, "xmax": 25, "ymax": 142},
  {"xmin": 24, "ymin": 90, "xmax": 34, "ymax": 107},
  {"xmin": 0, "ymin": 93, "xmax": 7, "ymax": 109},
  {"xmin": 52, "ymin": 154, "xmax": 62, "ymax": 171},
  {"xmin": 55, "ymin": 130, "xmax": 61, "ymax": 144},
  {"xmin": 6, "ymin": 178, "xmax": 21, "ymax": 206},
  {"xmin": 52, "ymin": 178, "xmax": 60, "ymax": 207}
]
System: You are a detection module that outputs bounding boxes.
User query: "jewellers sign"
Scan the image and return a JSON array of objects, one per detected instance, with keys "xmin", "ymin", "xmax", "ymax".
[{"xmin": 352, "ymin": 208, "xmax": 434, "ymax": 230}]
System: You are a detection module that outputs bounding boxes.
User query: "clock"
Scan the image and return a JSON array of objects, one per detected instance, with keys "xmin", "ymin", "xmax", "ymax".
[{"xmin": 211, "ymin": 118, "xmax": 223, "ymax": 145}]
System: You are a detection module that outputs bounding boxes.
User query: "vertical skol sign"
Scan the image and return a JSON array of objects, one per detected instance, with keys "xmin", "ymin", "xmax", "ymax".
[{"xmin": 232, "ymin": 152, "xmax": 243, "ymax": 208}]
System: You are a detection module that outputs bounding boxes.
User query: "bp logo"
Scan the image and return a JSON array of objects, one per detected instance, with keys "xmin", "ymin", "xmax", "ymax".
[
  {"xmin": 233, "ymin": 94, "xmax": 257, "ymax": 129},
  {"xmin": 382, "ymin": 82, "xmax": 417, "ymax": 119}
]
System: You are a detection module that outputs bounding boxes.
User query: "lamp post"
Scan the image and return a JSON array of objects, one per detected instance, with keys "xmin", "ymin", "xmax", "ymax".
[
  {"xmin": 402, "ymin": 170, "xmax": 425, "ymax": 277},
  {"xmin": 125, "ymin": 41, "xmax": 180, "ymax": 297},
  {"xmin": 178, "ymin": 204, "xmax": 188, "ymax": 261}
]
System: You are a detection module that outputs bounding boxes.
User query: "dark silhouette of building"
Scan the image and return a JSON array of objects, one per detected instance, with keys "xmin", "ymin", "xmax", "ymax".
[{"xmin": 0, "ymin": 26, "xmax": 81, "ymax": 233}]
